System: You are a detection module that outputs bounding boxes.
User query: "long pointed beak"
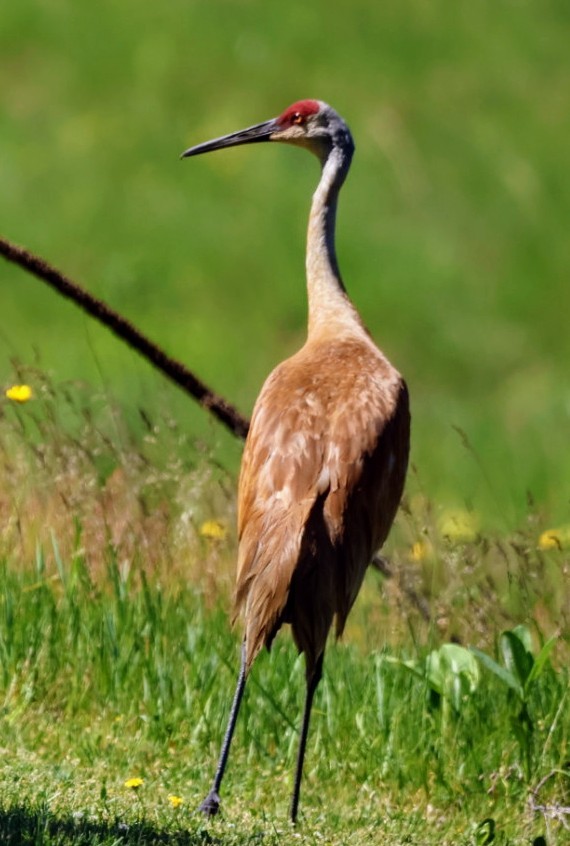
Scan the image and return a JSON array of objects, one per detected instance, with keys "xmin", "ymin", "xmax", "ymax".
[{"xmin": 181, "ymin": 118, "xmax": 278, "ymax": 159}]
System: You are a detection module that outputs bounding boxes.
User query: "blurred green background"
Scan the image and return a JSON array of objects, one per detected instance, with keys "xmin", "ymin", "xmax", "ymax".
[{"xmin": 1, "ymin": 0, "xmax": 569, "ymax": 527}]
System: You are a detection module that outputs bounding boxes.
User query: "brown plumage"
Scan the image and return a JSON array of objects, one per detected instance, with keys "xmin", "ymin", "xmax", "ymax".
[
  {"xmin": 181, "ymin": 98, "xmax": 410, "ymax": 823},
  {"xmin": 236, "ymin": 334, "xmax": 409, "ymax": 675}
]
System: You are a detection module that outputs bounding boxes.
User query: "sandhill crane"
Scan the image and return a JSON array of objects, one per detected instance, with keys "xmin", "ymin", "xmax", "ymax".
[{"xmin": 182, "ymin": 99, "xmax": 410, "ymax": 823}]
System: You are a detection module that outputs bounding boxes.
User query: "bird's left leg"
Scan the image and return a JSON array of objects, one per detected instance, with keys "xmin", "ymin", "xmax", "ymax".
[
  {"xmin": 199, "ymin": 640, "xmax": 248, "ymax": 816},
  {"xmin": 289, "ymin": 651, "xmax": 324, "ymax": 824}
]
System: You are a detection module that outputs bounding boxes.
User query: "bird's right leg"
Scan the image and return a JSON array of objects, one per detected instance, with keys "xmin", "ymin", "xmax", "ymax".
[
  {"xmin": 199, "ymin": 640, "xmax": 248, "ymax": 816},
  {"xmin": 289, "ymin": 651, "xmax": 324, "ymax": 824}
]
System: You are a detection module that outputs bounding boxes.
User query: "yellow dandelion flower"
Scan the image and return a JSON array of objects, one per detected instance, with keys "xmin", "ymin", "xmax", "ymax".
[
  {"xmin": 538, "ymin": 527, "xmax": 570, "ymax": 551},
  {"xmin": 438, "ymin": 508, "xmax": 479, "ymax": 543},
  {"xmin": 538, "ymin": 530, "xmax": 560, "ymax": 551},
  {"xmin": 124, "ymin": 777, "xmax": 144, "ymax": 789},
  {"xmin": 410, "ymin": 541, "xmax": 429, "ymax": 561},
  {"xmin": 168, "ymin": 795, "xmax": 183, "ymax": 808},
  {"xmin": 199, "ymin": 519, "xmax": 227, "ymax": 541},
  {"xmin": 5, "ymin": 384, "xmax": 33, "ymax": 403}
]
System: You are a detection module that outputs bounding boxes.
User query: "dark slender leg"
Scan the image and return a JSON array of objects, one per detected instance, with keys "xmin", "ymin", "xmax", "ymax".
[
  {"xmin": 289, "ymin": 652, "xmax": 324, "ymax": 824},
  {"xmin": 199, "ymin": 641, "xmax": 248, "ymax": 816}
]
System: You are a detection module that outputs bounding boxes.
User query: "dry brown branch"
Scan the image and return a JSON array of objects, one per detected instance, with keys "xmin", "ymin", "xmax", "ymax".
[{"xmin": 0, "ymin": 234, "xmax": 250, "ymax": 440}]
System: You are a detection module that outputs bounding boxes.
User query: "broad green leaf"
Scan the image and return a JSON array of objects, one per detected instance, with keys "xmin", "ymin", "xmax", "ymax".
[
  {"xmin": 386, "ymin": 645, "xmax": 479, "ymax": 709},
  {"xmin": 512, "ymin": 624, "xmax": 533, "ymax": 653},
  {"xmin": 470, "ymin": 647, "xmax": 522, "ymax": 697},
  {"xmin": 437, "ymin": 644, "xmax": 480, "ymax": 707},
  {"xmin": 439, "ymin": 643, "xmax": 480, "ymax": 689},
  {"xmin": 425, "ymin": 649, "xmax": 444, "ymax": 695},
  {"xmin": 500, "ymin": 630, "xmax": 533, "ymax": 688},
  {"xmin": 475, "ymin": 817, "xmax": 496, "ymax": 845},
  {"xmin": 526, "ymin": 634, "xmax": 557, "ymax": 688}
]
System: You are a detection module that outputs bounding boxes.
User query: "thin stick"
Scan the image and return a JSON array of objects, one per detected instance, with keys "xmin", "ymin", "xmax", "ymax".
[{"xmin": 0, "ymin": 234, "xmax": 250, "ymax": 440}]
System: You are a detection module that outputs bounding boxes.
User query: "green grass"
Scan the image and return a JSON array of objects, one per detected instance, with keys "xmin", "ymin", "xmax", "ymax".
[
  {"xmin": 1, "ymin": 0, "xmax": 570, "ymax": 523},
  {"xmin": 0, "ymin": 383, "xmax": 568, "ymax": 844},
  {"xmin": 0, "ymin": 552, "xmax": 567, "ymax": 844}
]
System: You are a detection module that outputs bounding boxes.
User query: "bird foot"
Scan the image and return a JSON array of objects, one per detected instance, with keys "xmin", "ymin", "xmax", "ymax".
[{"xmin": 199, "ymin": 790, "xmax": 221, "ymax": 817}]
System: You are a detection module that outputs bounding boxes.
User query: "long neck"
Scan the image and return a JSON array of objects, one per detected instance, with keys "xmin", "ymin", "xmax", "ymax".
[{"xmin": 306, "ymin": 145, "xmax": 363, "ymax": 338}]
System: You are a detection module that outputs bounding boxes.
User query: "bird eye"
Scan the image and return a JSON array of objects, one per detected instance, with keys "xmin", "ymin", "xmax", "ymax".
[{"xmin": 292, "ymin": 113, "xmax": 306, "ymax": 126}]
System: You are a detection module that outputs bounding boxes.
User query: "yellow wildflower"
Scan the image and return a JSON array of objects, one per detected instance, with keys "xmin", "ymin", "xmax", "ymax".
[
  {"xmin": 168, "ymin": 795, "xmax": 183, "ymax": 808},
  {"xmin": 438, "ymin": 508, "xmax": 479, "ymax": 543},
  {"xmin": 538, "ymin": 527, "xmax": 570, "ymax": 551},
  {"xmin": 5, "ymin": 384, "xmax": 33, "ymax": 403},
  {"xmin": 538, "ymin": 530, "xmax": 560, "ymax": 551},
  {"xmin": 199, "ymin": 519, "xmax": 227, "ymax": 541},
  {"xmin": 410, "ymin": 540, "xmax": 430, "ymax": 561},
  {"xmin": 124, "ymin": 777, "xmax": 144, "ymax": 789}
]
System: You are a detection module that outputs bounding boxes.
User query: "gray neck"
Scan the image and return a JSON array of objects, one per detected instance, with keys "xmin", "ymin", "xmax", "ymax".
[{"xmin": 306, "ymin": 144, "xmax": 363, "ymax": 337}]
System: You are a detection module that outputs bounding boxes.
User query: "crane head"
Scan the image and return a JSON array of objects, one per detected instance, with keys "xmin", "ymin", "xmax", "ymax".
[{"xmin": 181, "ymin": 100, "xmax": 354, "ymax": 163}]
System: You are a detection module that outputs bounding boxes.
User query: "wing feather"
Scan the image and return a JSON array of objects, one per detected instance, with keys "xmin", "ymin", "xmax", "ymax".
[{"xmin": 235, "ymin": 336, "xmax": 410, "ymax": 668}]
